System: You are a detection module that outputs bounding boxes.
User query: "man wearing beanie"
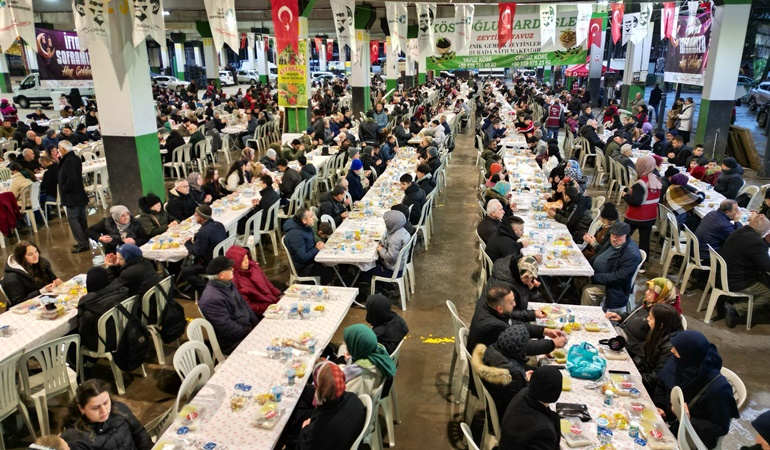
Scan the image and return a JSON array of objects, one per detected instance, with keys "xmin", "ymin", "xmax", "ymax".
[
  {"xmin": 498, "ymin": 366, "xmax": 562, "ymax": 449},
  {"xmin": 198, "ymin": 256, "xmax": 259, "ymax": 354},
  {"xmin": 180, "ymin": 204, "xmax": 227, "ymax": 294},
  {"xmin": 742, "ymin": 410, "xmax": 770, "ymax": 450},
  {"xmin": 105, "ymin": 243, "xmax": 161, "ymax": 299},
  {"xmin": 583, "ymin": 203, "xmax": 619, "ymax": 259},
  {"xmin": 346, "ymin": 159, "xmax": 366, "ymax": 202},
  {"xmin": 260, "ymin": 148, "xmax": 278, "ymax": 171},
  {"xmin": 77, "ymin": 266, "xmax": 129, "ymax": 351},
  {"xmin": 714, "ymin": 156, "xmax": 745, "ymax": 200}
]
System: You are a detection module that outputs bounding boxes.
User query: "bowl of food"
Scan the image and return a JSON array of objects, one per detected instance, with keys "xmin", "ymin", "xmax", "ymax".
[
  {"xmin": 436, "ymin": 37, "xmax": 452, "ymax": 55},
  {"xmin": 559, "ymin": 30, "xmax": 577, "ymax": 49}
]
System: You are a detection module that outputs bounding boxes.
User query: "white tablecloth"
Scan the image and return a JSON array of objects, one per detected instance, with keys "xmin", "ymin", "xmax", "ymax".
[
  {"xmin": 156, "ymin": 286, "xmax": 358, "ymax": 450},
  {"xmin": 530, "ymin": 303, "xmax": 678, "ymax": 450}
]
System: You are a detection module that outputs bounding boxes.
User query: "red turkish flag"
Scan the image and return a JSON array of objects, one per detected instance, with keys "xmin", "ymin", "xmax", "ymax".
[
  {"xmin": 498, "ymin": 3, "xmax": 516, "ymax": 49},
  {"xmin": 326, "ymin": 39, "xmax": 333, "ymax": 61},
  {"xmin": 314, "ymin": 38, "xmax": 323, "ymax": 55},
  {"xmin": 370, "ymin": 40, "xmax": 379, "ymax": 65},
  {"xmin": 271, "ymin": 0, "xmax": 299, "ymax": 54},
  {"xmin": 662, "ymin": 3, "xmax": 676, "ymax": 39},
  {"xmin": 240, "ymin": 33, "xmax": 247, "ymax": 49},
  {"xmin": 264, "ymin": 36, "xmax": 269, "ymax": 52},
  {"xmin": 610, "ymin": 3, "xmax": 624, "ymax": 44},
  {"xmin": 588, "ymin": 17, "xmax": 602, "ymax": 49}
]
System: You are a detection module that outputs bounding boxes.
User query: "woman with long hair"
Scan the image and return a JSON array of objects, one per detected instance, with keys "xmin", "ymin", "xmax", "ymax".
[
  {"xmin": 202, "ymin": 166, "xmax": 230, "ymax": 201},
  {"xmin": 636, "ymin": 303, "xmax": 682, "ymax": 393},
  {"xmin": 1, "ymin": 241, "xmax": 61, "ymax": 306},
  {"xmin": 224, "ymin": 160, "xmax": 246, "ymax": 191},
  {"xmin": 60, "ymin": 379, "xmax": 152, "ymax": 450}
]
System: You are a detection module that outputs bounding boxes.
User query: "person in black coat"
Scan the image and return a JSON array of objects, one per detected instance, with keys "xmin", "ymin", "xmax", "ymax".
[
  {"xmin": 359, "ymin": 116, "xmax": 380, "ymax": 146},
  {"xmin": 38, "ymin": 155, "xmax": 59, "ymax": 211},
  {"xmin": 498, "ymin": 367, "xmax": 563, "ymax": 450},
  {"xmin": 740, "ymin": 410, "xmax": 770, "ymax": 450},
  {"xmin": 58, "ymin": 142, "xmax": 90, "ymax": 252},
  {"xmin": 549, "ymin": 186, "xmax": 593, "ymax": 244},
  {"xmin": 60, "ymin": 379, "xmax": 153, "ymax": 450},
  {"xmin": 76, "ymin": 267, "xmax": 129, "ymax": 351},
  {"xmin": 318, "ymin": 186, "xmax": 349, "ymax": 226},
  {"xmin": 415, "ymin": 164, "xmax": 437, "ymax": 197},
  {"xmin": 634, "ymin": 303, "xmax": 682, "ymax": 394},
  {"xmin": 477, "ymin": 199, "xmax": 505, "ymax": 244},
  {"xmin": 249, "ymin": 174, "xmax": 280, "ymax": 227},
  {"xmin": 298, "ymin": 155, "xmax": 317, "ymax": 181},
  {"xmin": 365, "ymin": 294, "xmax": 409, "ymax": 354},
  {"xmin": 346, "ymin": 160, "xmax": 365, "ymax": 202},
  {"xmin": 486, "ymin": 216, "xmax": 527, "ymax": 262},
  {"xmin": 180, "ymin": 205, "xmax": 227, "ymax": 293},
  {"xmin": 2, "ymin": 241, "xmax": 61, "ymax": 306},
  {"xmin": 160, "ymin": 129, "xmax": 185, "ymax": 164},
  {"xmin": 86, "ymin": 205, "xmax": 146, "ymax": 255},
  {"xmin": 399, "ymin": 173, "xmax": 425, "ymax": 225},
  {"xmin": 167, "ymin": 179, "xmax": 200, "ymax": 222},
  {"xmin": 105, "ymin": 244, "xmax": 161, "ymax": 299}
]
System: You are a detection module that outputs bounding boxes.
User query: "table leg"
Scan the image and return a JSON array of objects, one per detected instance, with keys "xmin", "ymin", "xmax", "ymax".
[{"xmin": 332, "ymin": 266, "xmax": 348, "ymax": 287}]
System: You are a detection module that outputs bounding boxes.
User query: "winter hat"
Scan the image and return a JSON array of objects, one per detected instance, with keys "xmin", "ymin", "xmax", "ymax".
[
  {"xmin": 751, "ymin": 411, "xmax": 770, "ymax": 445},
  {"xmin": 527, "ymin": 366, "xmax": 563, "ymax": 404},
  {"xmin": 349, "ymin": 147, "xmax": 360, "ymax": 159},
  {"xmin": 206, "ymin": 256, "xmax": 234, "ymax": 275},
  {"xmin": 428, "ymin": 147, "xmax": 438, "ymax": 158},
  {"xmin": 351, "ymin": 159, "xmax": 363, "ymax": 171},
  {"xmin": 196, "ymin": 204, "xmax": 212, "ymax": 220},
  {"xmin": 109, "ymin": 205, "xmax": 129, "ymax": 223},
  {"xmin": 117, "ymin": 244, "xmax": 142, "ymax": 262},
  {"xmin": 516, "ymin": 255, "xmax": 539, "ymax": 280},
  {"xmin": 266, "ymin": 149, "xmax": 277, "ymax": 158},
  {"xmin": 494, "ymin": 324, "xmax": 529, "ymax": 360},
  {"xmin": 492, "ymin": 181, "xmax": 511, "ymax": 197},
  {"xmin": 671, "ymin": 173, "xmax": 689, "ymax": 186},
  {"xmin": 664, "ymin": 166, "xmax": 680, "ymax": 179},
  {"xmin": 722, "ymin": 157, "xmax": 737, "ymax": 169},
  {"xmin": 306, "ymin": 127, "xmax": 314, "ymax": 134},
  {"xmin": 138, "ymin": 193, "xmax": 162, "ymax": 213},
  {"xmin": 655, "ymin": 131, "xmax": 665, "ymax": 140},
  {"xmin": 86, "ymin": 266, "xmax": 110, "ymax": 293},
  {"xmin": 600, "ymin": 203, "xmax": 619, "ymax": 221},
  {"xmin": 652, "ymin": 154, "xmax": 664, "ymax": 168},
  {"xmin": 488, "ymin": 163, "xmax": 503, "ymax": 178},
  {"xmin": 610, "ymin": 221, "xmax": 631, "ymax": 236}
]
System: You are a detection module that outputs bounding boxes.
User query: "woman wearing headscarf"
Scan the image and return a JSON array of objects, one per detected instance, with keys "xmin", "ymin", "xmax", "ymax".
[
  {"xmin": 662, "ymin": 173, "xmax": 705, "ymax": 227},
  {"xmin": 224, "ymin": 246, "xmax": 282, "ymax": 317},
  {"xmin": 471, "ymin": 324, "xmax": 531, "ymax": 422},
  {"xmin": 622, "ymin": 155, "xmax": 661, "ymax": 270},
  {"xmin": 86, "ymin": 205, "xmax": 146, "ymax": 254},
  {"xmin": 295, "ymin": 362, "xmax": 367, "ymax": 450},
  {"xmin": 634, "ymin": 122, "xmax": 654, "ymax": 150},
  {"xmin": 486, "ymin": 162, "xmax": 504, "ymax": 187},
  {"xmin": 341, "ymin": 324, "xmax": 397, "ymax": 397},
  {"xmin": 564, "ymin": 160, "xmax": 587, "ymax": 194},
  {"xmin": 653, "ymin": 330, "xmax": 739, "ymax": 449},
  {"xmin": 634, "ymin": 303, "xmax": 682, "ymax": 394},
  {"xmin": 484, "ymin": 181, "xmax": 514, "ymax": 220},
  {"xmin": 76, "ymin": 267, "xmax": 129, "ymax": 351},
  {"xmin": 186, "ymin": 172, "xmax": 210, "ymax": 205},
  {"xmin": 137, "ymin": 193, "xmax": 176, "ymax": 239},
  {"xmin": 365, "ymin": 294, "xmax": 409, "ymax": 355},
  {"xmin": 606, "ymin": 277, "xmax": 681, "ymax": 360}
]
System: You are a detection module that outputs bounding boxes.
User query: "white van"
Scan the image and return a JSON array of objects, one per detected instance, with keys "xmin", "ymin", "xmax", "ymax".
[{"xmin": 13, "ymin": 73, "xmax": 95, "ymax": 109}]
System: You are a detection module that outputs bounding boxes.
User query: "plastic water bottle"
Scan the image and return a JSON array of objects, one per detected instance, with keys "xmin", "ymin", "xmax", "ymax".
[{"xmin": 90, "ymin": 239, "xmax": 104, "ymax": 266}]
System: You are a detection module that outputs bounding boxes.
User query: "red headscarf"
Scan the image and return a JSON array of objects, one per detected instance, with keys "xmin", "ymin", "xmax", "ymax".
[{"xmin": 224, "ymin": 246, "xmax": 282, "ymax": 316}]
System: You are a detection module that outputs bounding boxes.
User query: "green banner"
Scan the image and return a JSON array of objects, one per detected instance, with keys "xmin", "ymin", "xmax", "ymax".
[{"xmin": 426, "ymin": 48, "xmax": 587, "ymax": 71}]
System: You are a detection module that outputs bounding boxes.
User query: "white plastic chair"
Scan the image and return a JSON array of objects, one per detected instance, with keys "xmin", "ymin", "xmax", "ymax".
[
  {"xmin": 212, "ymin": 235, "xmax": 238, "ymax": 257},
  {"xmin": 238, "ymin": 210, "xmax": 267, "ymax": 264},
  {"xmin": 320, "ymin": 214, "xmax": 337, "ymax": 232},
  {"xmin": 671, "ymin": 386, "xmax": 709, "ymax": 450},
  {"xmin": 351, "ymin": 394, "xmax": 373, "ymax": 450},
  {"xmin": 173, "ymin": 341, "xmax": 214, "ymax": 382},
  {"xmin": 661, "ymin": 211, "xmax": 687, "ymax": 277},
  {"xmin": 681, "ymin": 315, "xmax": 688, "ymax": 330},
  {"xmin": 0, "ymin": 168, "xmax": 11, "ymax": 182},
  {"xmin": 277, "ymin": 180, "xmax": 307, "ymax": 221},
  {"xmin": 80, "ymin": 296, "xmax": 147, "ymax": 395},
  {"xmin": 173, "ymin": 364, "xmax": 210, "ymax": 416},
  {"xmin": 186, "ymin": 318, "xmax": 226, "ymax": 367},
  {"xmin": 19, "ymin": 182, "xmax": 44, "ymax": 232},
  {"xmin": 461, "ymin": 422, "xmax": 481, "ymax": 450},
  {"xmin": 698, "ymin": 245, "xmax": 754, "ymax": 329},
  {"xmin": 679, "ymin": 226, "xmax": 710, "ymax": 295},
  {"xmin": 362, "ymin": 382, "xmax": 386, "ymax": 450},
  {"xmin": 721, "ymin": 367, "xmax": 747, "ymax": 409},
  {"xmin": 380, "ymin": 339, "xmax": 404, "ymax": 447},
  {"xmin": 18, "ymin": 335, "xmax": 80, "ymax": 436},
  {"xmin": 0, "ymin": 350, "xmax": 36, "ymax": 449},
  {"xmin": 281, "ymin": 235, "xmax": 321, "ymax": 285},
  {"xmin": 480, "ymin": 382, "xmax": 501, "ymax": 450},
  {"xmin": 591, "ymin": 195, "xmax": 606, "ymax": 210},
  {"xmin": 446, "ymin": 300, "xmax": 469, "ymax": 404},
  {"xmin": 459, "ymin": 327, "xmax": 484, "ymax": 428},
  {"xmin": 140, "ymin": 276, "xmax": 174, "ymax": 365},
  {"xmin": 370, "ymin": 233, "xmax": 415, "ymax": 311},
  {"xmin": 44, "ymin": 185, "xmax": 63, "ymax": 220},
  {"xmin": 260, "ymin": 201, "xmax": 281, "ymax": 256},
  {"xmin": 623, "ymin": 249, "xmax": 646, "ymax": 312}
]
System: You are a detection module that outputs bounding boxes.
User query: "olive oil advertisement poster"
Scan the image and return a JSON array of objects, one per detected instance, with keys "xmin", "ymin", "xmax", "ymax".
[{"xmin": 426, "ymin": 10, "xmax": 587, "ymax": 71}]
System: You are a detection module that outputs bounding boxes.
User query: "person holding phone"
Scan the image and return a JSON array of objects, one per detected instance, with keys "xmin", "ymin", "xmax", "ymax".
[{"xmin": 2, "ymin": 241, "xmax": 62, "ymax": 306}]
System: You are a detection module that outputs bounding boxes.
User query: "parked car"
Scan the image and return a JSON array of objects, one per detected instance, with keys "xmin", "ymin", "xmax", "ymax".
[
  {"xmin": 152, "ymin": 75, "xmax": 190, "ymax": 91},
  {"xmin": 748, "ymin": 81, "xmax": 770, "ymax": 111},
  {"xmin": 236, "ymin": 69, "xmax": 259, "ymax": 85},
  {"xmin": 736, "ymin": 75, "xmax": 756, "ymax": 105},
  {"xmin": 219, "ymin": 71, "xmax": 235, "ymax": 86},
  {"xmin": 758, "ymin": 101, "xmax": 770, "ymax": 128}
]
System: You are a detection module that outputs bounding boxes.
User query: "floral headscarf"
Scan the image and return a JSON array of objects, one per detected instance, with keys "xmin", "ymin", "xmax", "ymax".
[
  {"xmin": 564, "ymin": 160, "xmax": 583, "ymax": 181},
  {"xmin": 644, "ymin": 277, "xmax": 681, "ymax": 312}
]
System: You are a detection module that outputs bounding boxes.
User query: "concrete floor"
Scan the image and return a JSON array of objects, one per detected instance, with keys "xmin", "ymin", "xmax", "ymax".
[{"xmin": 2, "ymin": 96, "xmax": 769, "ymax": 449}]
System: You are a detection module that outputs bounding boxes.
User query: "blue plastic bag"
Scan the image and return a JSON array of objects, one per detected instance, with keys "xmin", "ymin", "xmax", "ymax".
[{"xmin": 566, "ymin": 342, "xmax": 607, "ymax": 380}]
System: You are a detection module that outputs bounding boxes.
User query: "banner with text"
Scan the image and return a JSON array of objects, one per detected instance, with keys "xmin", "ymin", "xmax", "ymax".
[
  {"xmin": 426, "ymin": 11, "xmax": 587, "ymax": 71},
  {"xmin": 663, "ymin": 3, "xmax": 712, "ymax": 86},
  {"xmin": 35, "ymin": 27, "xmax": 92, "ymax": 88},
  {"xmin": 203, "ymin": 0, "xmax": 239, "ymax": 52},
  {"xmin": 132, "ymin": 0, "xmax": 165, "ymax": 49},
  {"xmin": 0, "ymin": 0, "xmax": 35, "ymax": 54},
  {"xmin": 277, "ymin": 39, "xmax": 307, "ymax": 107}
]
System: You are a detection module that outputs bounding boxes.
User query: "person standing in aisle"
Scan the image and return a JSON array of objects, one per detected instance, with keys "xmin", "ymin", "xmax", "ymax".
[{"xmin": 58, "ymin": 141, "xmax": 90, "ymax": 253}]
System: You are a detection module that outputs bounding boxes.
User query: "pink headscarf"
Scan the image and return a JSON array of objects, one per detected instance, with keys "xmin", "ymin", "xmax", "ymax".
[{"xmin": 635, "ymin": 156, "xmax": 662, "ymax": 190}]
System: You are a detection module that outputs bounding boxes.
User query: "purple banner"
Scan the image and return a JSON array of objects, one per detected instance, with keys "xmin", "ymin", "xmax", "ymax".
[
  {"xmin": 35, "ymin": 27, "xmax": 93, "ymax": 88},
  {"xmin": 663, "ymin": 5, "xmax": 712, "ymax": 86}
]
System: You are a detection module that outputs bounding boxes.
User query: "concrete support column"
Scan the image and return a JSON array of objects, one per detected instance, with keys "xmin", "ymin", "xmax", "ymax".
[
  {"xmin": 89, "ymin": 39, "xmax": 164, "ymax": 206},
  {"xmin": 160, "ymin": 45, "xmax": 170, "ymax": 74},
  {"xmin": 202, "ymin": 38, "xmax": 220, "ymax": 88},
  {"xmin": 0, "ymin": 54, "xmax": 11, "ymax": 93},
  {"xmin": 318, "ymin": 41, "xmax": 327, "ymax": 72},
  {"xmin": 351, "ymin": 29, "xmax": 371, "ymax": 117},
  {"xmin": 256, "ymin": 36, "xmax": 269, "ymax": 84},
  {"xmin": 385, "ymin": 37, "xmax": 397, "ymax": 92},
  {"xmin": 418, "ymin": 51, "xmax": 427, "ymax": 85},
  {"xmin": 247, "ymin": 33, "xmax": 256, "ymax": 70},
  {"xmin": 24, "ymin": 44, "xmax": 38, "ymax": 73},
  {"xmin": 620, "ymin": 38, "xmax": 652, "ymax": 109},
  {"xmin": 587, "ymin": 12, "xmax": 607, "ymax": 108},
  {"xmin": 173, "ymin": 42, "xmax": 186, "ymax": 80},
  {"xmin": 148, "ymin": 47, "xmax": 161, "ymax": 74},
  {"xmin": 696, "ymin": 1, "xmax": 750, "ymax": 160},
  {"xmin": 285, "ymin": 18, "xmax": 311, "ymax": 133},
  {"xmin": 193, "ymin": 46, "xmax": 202, "ymax": 67}
]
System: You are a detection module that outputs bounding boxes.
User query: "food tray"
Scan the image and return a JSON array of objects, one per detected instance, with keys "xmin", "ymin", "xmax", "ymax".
[{"xmin": 560, "ymin": 417, "xmax": 594, "ymax": 448}]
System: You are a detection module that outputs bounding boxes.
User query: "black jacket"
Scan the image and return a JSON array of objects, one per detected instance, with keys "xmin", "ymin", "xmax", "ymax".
[
  {"xmin": 498, "ymin": 389, "xmax": 561, "ymax": 450},
  {"xmin": 279, "ymin": 167, "xmax": 303, "ymax": 198},
  {"xmin": 312, "ymin": 117, "xmax": 326, "ymax": 142},
  {"xmin": 477, "ymin": 216, "xmax": 501, "ymax": 244},
  {"xmin": 467, "ymin": 294, "xmax": 550, "ymax": 357},
  {"xmin": 553, "ymin": 195, "xmax": 593, "ymax": 244},
  {"xmin": 296, "ymin": 392, "xmax": 367, "ymax": 450},
  {"xmin": 401, "ymin": 183, "xmax": 425, "ymax": 225},
  {"xmin": 471, "ymin": 344, "xmax": 528, "ymax": 429},
  {"xmin": 579, "ymin": 125, "xmax": 604, "ymax": 153},
  {"xmin": 394, "ymin": 125, "xmax": 411, "ymax": 147},
  {"xmin": 300, "ymin": 164, "xmax": 317, "ymax": 181},
  {"xmin": 40, "ymin": 162, "xmax": 59, "ymax": 198},
  {"xmin": 318, "ymin": 191, "xmax": 347, "ymax": 226},
  {"xmin": 427, "ymin": 157, "xmax": 441, "ymax": 176},
  {"xmin": 486, "ymin": 222, "xmax": 524, "ymax": 262},
  {"xmin": 719, "ymin": 226, "xmax": 770, "ymax": 291},
  {"xmin": 714, "ymin": 164, "xmax": 745, "ymax": 200},
  {"xmin": 359, "ymin": 119, "xmax": 380, "ymax": 146},
  {"xmin": 166, "ymin": 188, "xmax": 199, "ymax": 222},
  {"xmin": 76, "ymin": 285, "xmax": 128, "ymax": 351},
  {"xmin": 86, "ymin": 217, "xmax": 147, "ymax": 254},
  {"xmin": 415, "ymin": 173, "xmax": 436, "ymax": 196},
  {"xmin": 2, "ymin": 258, "xmax": 57, "ymax": 306},
  {"xmin": 652, "ymin": 138, "xmax": 670, "ymax": 157},
  {"xmin": 589, "ymin": 238, "xmax": 642, "ymax": 309},
  {"xmin": 107, "ymin": 256, "xmax": 161, "ymax": 299},
  {"xmin": 185, "ymin": 219, "xmax": 227, "ymax": 265},
  {"xmin": 255, "ymin": 186, "xmax": 280, "ymax": 226},
  {"xmin": 198, "ymin": 280, "xmax": 259, "ymax": 354},
  {"xmin": 58, "ymin": 150, "xmax": 88, "ymax": 207},
  {"xmin": 61, "ymin": 401, "xmax": 153, "ymax": 450}
]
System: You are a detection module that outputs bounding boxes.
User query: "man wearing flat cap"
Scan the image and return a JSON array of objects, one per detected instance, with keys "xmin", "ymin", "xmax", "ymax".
[{"xmin": 198, "ymin": 256, "xmax": 259, "ymax": 354}]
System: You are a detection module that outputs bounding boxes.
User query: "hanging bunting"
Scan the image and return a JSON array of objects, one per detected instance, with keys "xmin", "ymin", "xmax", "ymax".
[
  {"xmin": 498, "ymin": 3, "xmax": 516, "ymax": 49},
  {"xmin": 370, "ymin": 40, "xmax": 379, "ymax": 65},
  {"xmin": 663, "ymin": 3, "xmax": 676, "ymax": 40},
  {"xmin": 589, "ymin": 16, "xmax": 603, "ymax": 49},
  {"xmin": 610, "ymin": 3, "xmax": 624, "ymax": 44},
  {"xmin": 385, "ymin": 2, "xmax": 408, "ymax": 56},
  {"xmin": 326, "ymin": 39, "xmax": 334, "ymax": 61},
  {"xmin": 454, "ymin": 5, "xmax": 474, "ymax": 54},
  {"xmin": 72, "ymin": 0, "xmax": 110, "ymax": 53},
  {"xmin": 622, "ymin": 13, "xmax": 639, "ymax": 46},
  {"xmin": 0, "ymin": 0, "xmax": 36, "ymax": 55},
  {"xmin": 203, "ymin": 0, "xmax": 239, "ymax": 52},
  {"xmin": 331, "ymin": 0, "xmax": 357, "ymax": 63},
  {"xmin": 270, "ymin": 0, "xmax": 299, "ymax": 54},
  {"xmin": 575, "ymin": 3, "xmax": 593, "ymax": 47},
  {"xmin": 540, "ymin": 5, "xmax": 556, "ymax": 47},
  {"xmin": 416, "ymin": 3, "xmax": 436, "ymax": 56}
]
